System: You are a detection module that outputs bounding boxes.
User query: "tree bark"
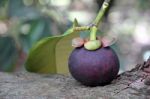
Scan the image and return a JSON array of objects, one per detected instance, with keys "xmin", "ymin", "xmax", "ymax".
[{"xmin": 0, "ymin": 58, "xmax": 150, "ymax": 99}]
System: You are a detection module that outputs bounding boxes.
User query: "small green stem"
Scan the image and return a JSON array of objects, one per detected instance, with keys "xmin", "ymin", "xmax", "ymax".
[
  {"xmin": 72, "ymin": 18, "xmax": 91, "ymax": 32},
  {"xmin": 74, "ymin": 26, "xmax": 90, "ymax": 31},
  {"xmin": 89, "ymin": 0, "xmax": 110, "ymax": 41},
  {"xmin": 90, "ymin": 26, "xmax": 97, "ymax": 40},
  {"xmin": 93, "ymin": 1, "xmax": 109, "ymax": 27}
]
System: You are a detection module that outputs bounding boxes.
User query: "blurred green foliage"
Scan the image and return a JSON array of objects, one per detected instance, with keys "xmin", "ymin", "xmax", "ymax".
[
  {"xmin": 138, "ymin": 0, "xmax": 150, "ymax": 10},
  {"xmin": 1, "ymin": 0, "xmax": 150, "ymax": 73},
  {"xmin": 20, "ymin": 18, "xmax": 52, "ymax": 53},
  {"xmin": 0, "ymin": 0, "xmax": 67, "ymax": 71},
  {"xmin": 0, "ymin": 36, "xmax": 18, "ymax": 71}
]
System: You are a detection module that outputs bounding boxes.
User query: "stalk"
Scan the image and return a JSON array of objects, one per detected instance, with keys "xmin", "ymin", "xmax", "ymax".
[{"xmin": 90, "ymin": 0, "xmax": 110, "ymax": 41}]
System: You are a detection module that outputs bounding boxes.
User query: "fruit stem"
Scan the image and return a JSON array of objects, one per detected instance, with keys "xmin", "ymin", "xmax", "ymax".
[
  {"xmin": 90, "ymin": 26, "xmax": 97, "ymax": 40},
  {"xmin": 93, "ymin": 0, "xmax": 110, "ymax": 27},
  {"xmin": 74, "ymin": 26, "xmax": 90, "ymax": 31},
  {"xmin": 89, "ymin": 0, "xmax": 110, "ymax": 41}
]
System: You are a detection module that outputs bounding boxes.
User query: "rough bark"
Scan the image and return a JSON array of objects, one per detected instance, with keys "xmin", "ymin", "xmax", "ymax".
[{"xmin": 0, "ymin": 58, "xmax": 150, "ymax": 99}]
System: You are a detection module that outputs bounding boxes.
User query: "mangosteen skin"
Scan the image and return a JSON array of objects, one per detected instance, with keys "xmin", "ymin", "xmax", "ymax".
[{"xmin": 68, "ymin": 47, "xmax": 119, "ymax": 86}]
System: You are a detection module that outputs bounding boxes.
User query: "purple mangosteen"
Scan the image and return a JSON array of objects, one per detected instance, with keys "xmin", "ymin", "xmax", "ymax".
[
  {"xmin": 68, "ymin": 1, "xmax": 120, "ymax": 86},
  {"xmin": 68, "ymin": 35, "xmax": 120, "ymax": 86}
]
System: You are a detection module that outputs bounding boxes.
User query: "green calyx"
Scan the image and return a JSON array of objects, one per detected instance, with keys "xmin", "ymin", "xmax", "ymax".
[
  {"xmin": 84, "ymin": 40, "xmax": 101, "ymax": 50},
  {"xmin": 84, "ymin": 26, "xmax": 101, "ymax": 50}
]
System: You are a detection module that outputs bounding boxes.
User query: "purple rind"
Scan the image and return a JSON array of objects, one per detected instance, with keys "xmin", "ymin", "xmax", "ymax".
[{"xmin": 68, "ymin": 47, "xmax": 120, "ymax": 86}]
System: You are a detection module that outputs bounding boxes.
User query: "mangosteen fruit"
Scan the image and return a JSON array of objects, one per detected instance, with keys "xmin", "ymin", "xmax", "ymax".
[
  {"xmin": 68, "ymin": 46, "xmax": 119, "ymax": 86},
  {"xmin": 68, "ymin": 1, "xmax": 120, "ymax": 86}
]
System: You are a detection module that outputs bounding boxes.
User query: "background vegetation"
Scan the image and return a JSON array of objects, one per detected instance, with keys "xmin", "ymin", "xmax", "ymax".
[{"xmin": 0, "ymin": 0, "xmax": 150, "ymax": 73}]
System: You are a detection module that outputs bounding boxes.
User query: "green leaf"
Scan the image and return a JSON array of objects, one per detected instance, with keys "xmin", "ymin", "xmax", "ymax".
[
  {"xmin": 25, "ymin": 27, "xmax": 79, "ymax": 74},
  {"xmin": 55, "ymin": 31, "xmax": 79, "ymax": 74}
]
